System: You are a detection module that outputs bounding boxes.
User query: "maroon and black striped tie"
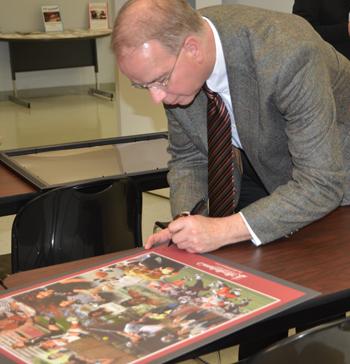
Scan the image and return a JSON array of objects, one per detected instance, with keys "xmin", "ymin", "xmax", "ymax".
[{"xmin": 204, "ymin": 84, "xmax": 239, "ymax": 217}]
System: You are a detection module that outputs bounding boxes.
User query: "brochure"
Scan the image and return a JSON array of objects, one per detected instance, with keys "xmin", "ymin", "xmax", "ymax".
[
  {"xmin": 89, "ymin": 2, "xmax": 109, "ymax": 30},
  {"xmin": 41, "ymin": 5, "xmax": 64, "ymax": 32}
]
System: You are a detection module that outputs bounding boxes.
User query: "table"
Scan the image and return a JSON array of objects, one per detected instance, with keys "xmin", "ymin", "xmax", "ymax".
[
  {"xmin": 0, "ymin": 162, "xmax": 36, "ymax": 216},
  {"xmin": 0, "ymin": 29, "xmax": 113, "ymax": 108},
  {"xmin": 214, "ymin": 206, "xmax": 350, "ymax": 295},
  {"xmin": 3, "ymin": 207, "xmax": 350, "ymax": 360},
  {"xmin": 0, "ymin": 162, "xmax": 168, "ymax": 217},
  {"xmin": 0, "ymin": 133, "xmax": 169, "ymax": 216},
  {"xmin": 5, "ymin": 206, "xmax": 350, "ymax": 294},
  {"xmin": 4, "ymin": 205, "xmax": 350, "ymax": 292}
]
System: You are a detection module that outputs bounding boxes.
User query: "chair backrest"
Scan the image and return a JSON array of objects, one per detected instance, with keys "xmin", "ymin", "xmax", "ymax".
[
  {"xmin": 11, "ymin": 178, "xmax": 142, "ymax": 273},
  {"xmin": 242, "ymin": 317, "xmax": 350, "ymax": 364},
  {"xmin": 237, "ymin": 288, "xmax": 350, "ymax": 361}
]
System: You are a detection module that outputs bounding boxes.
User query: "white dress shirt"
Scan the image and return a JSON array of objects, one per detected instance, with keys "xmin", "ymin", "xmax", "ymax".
[{"xmin": 204, "ymin": 17, "xmax": 263, "ymax": 246}]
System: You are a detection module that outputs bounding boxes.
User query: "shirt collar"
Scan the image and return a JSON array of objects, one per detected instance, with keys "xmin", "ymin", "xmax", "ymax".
[{"xmin": 203, "ymin": 17, "xmax": 229, "ymax": 94}]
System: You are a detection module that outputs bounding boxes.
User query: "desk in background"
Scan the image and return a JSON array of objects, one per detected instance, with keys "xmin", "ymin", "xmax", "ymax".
[
  {"xmin": 0, "ymin": 133, "xmax": 169, "ymax": 216},
  {"xmin": 0, "ymin": 29, "xmax": 113, "ymax": 108},
  {"xmin": 0, "ymin": 163, "xmax": 36, "ymax": 216}
]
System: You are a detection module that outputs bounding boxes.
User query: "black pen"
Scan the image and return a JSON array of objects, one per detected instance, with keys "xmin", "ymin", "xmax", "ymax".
[
  {"xmin": 189, "ymin": 198, "xmax": 207, "ymax": 215},
  {"xmin": 168, "ymin": 198, "xmax": 207, "ymax": 247}
]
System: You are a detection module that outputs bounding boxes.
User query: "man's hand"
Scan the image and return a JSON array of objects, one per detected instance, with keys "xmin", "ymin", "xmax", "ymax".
[
  {"xmin": 145, "ymin": 213, "xmax": 251, "ymax": 253},
  {"xmin": 145, "ymin": 227, "xmax": 172, "ymax": 249}
]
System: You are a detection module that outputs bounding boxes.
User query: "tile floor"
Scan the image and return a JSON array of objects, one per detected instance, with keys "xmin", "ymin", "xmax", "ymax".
[{"xmin": 0, "ymin": 91, "xmax": 239, "ymax": 364}]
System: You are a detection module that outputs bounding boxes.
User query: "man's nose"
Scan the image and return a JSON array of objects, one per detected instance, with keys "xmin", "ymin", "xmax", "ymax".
[{"xmin": 149, "ymin": 87, "xmax": 167, "ymax": 104}]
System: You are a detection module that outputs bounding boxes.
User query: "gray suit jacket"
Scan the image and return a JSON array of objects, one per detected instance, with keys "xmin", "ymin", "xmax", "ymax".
[{"xmin": 165, "ymin": 5, "xmax": 350, "ymax": 243}]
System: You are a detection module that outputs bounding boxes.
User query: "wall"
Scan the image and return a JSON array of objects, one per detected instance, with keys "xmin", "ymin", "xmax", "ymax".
[
  {"xmin": 197, "ymin": 0, "xmax": 222, "ymax": 7},
  {"xmin": 0, "ymin": 0, "xmax": 115, "ymax": 92}
]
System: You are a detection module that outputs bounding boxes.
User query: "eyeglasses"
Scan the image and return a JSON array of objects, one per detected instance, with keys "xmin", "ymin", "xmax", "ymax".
[{"xmin": 131, "ymin": 43, "xmax": 184, "ymax": 90}]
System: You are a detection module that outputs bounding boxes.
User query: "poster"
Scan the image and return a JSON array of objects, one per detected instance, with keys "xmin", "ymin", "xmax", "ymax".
[{"xmin": 0, "ymin": 246, "xmax": 317, "ymax": 363}]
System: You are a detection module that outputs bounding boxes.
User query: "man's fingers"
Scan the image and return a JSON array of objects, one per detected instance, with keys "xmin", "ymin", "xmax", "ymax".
[
  {"xmin": 144, "ymin": 228, "xmax": 171, "ymax": 249},
  {"xmin": 168, "ymin": 216, "xmax": 192, "ymax": 234}
]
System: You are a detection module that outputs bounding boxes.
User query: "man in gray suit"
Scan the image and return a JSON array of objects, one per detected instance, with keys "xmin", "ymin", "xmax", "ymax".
[{"xmin": 112, "ymin": 0, "xmax": 350, "ymax": 253}]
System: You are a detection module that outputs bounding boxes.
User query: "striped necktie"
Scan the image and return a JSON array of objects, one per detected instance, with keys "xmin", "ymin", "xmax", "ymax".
[{"xmin": 204, "ymin": 84, "xmax": 239, "ymax": 217}]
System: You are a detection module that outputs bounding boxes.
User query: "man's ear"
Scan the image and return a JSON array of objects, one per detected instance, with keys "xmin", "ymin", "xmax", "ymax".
[{"xmin": 183, "ymin": 36, "xmax": 204, "ymax": 63}]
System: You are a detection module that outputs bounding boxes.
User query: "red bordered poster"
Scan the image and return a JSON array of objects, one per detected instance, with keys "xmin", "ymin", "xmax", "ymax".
[{"xmin": 0, "ymin": 246, "xmax": 317, "ymax": 363}]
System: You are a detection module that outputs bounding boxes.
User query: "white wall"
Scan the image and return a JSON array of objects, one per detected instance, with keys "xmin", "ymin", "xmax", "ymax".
[
  {"xmin": 222, "ymin": 0, "xmax": 294, "ymax": 13},
  {"xmin": 196, "ymin": 0, "xmax": 222, "ymax": 8},
  {"xmin": 0, "ymin": 0, "xmax": 115, "ymax": 92}
]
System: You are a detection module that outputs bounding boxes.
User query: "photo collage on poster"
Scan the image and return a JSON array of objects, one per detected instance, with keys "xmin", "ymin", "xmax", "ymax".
[{"xmin": 0, "ymin": 247, "xmax": 315, "ymax": 363}]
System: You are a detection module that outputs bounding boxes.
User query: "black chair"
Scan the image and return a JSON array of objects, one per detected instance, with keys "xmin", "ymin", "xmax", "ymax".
[
  {"xmin": 239, "ymin": 317, "xmax": 350, "ymax": 364},
  {"xmin": 11, "ymin": 178, "xmax": 142, "ymax": 273}
]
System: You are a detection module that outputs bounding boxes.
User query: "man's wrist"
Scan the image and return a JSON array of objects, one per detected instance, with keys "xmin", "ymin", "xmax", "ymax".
[{"xmin": 217, "ymin": 213, "xmax": 251, "ymax": 246}]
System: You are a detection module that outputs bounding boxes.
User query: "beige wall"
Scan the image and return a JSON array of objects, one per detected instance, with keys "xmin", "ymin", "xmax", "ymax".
[{"xmin": 197, "ymin": 0, "xmax": 222, "ymax": 7}]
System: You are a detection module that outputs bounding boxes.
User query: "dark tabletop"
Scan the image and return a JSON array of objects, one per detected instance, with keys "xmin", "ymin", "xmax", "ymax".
[{"xmin": 3, "ymin": 206, "xmax": 350, "ymax": 294}]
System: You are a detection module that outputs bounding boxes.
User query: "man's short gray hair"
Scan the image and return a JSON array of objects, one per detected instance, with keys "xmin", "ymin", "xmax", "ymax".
[{"xmin": 112, "ymin": 0, "xmax": 204, "ymax": 57}]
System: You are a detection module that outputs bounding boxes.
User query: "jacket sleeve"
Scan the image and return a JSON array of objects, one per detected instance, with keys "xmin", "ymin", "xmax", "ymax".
[
  {"xmin": 165, "ymin": 107, "xmax": 209, "ymax": 217},
  {"xmin": 241, "ymin": 41, "xmax": 345, "ymax": 243}
]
